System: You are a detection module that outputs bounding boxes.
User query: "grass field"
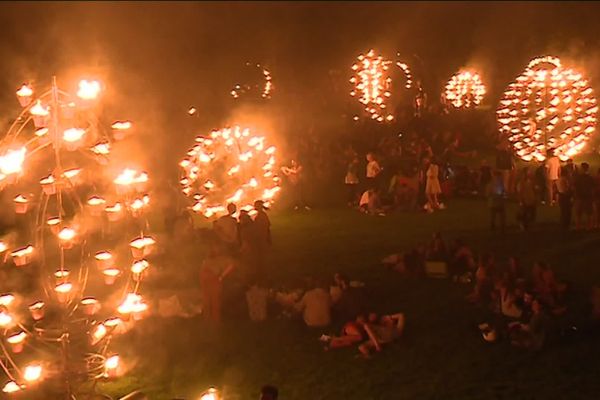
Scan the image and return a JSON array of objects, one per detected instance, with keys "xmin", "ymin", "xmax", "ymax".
[{"xmin": 103, "ymin": 198, "xmax": 600, "ymax": 400}]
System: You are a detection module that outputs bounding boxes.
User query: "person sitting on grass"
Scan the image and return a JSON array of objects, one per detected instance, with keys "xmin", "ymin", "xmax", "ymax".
[
  {"xmin": 358, "ymin": 313, "xmax": 405, "ymax": 358},
  {"xmin": 295, "ymin": 278, "xmax": 332, "ymax": 327},
  {"xmin": 359, "ymin": 188, "xmax": 385, "ymax": 216},
  {"xmin": 509, "ymin": 298, "xmax": 549, "ymax": 351}
]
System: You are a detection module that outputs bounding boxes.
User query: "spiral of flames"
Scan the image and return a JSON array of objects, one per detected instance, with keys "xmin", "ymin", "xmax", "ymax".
[
  {"xmin": 349, "ymin": 49, "xmax": 412, "ymax": 122},
  {"xmin": 444, "ymin": 70, "xmax": 486, "ymax": 109},
  {"xmin": 230, "ymin": 63, "xmax": 273, "ymax": 100},
  {"xmin": 180, "ymin": 126, "xmax": 281, "ymax": 218},
  {"xmin": 0, "ymin": 79, "xmax": 154, "ymax": 395},
  {"xmin": 497, "ymin": 56, "xmax": 598, "ymax": 161}
]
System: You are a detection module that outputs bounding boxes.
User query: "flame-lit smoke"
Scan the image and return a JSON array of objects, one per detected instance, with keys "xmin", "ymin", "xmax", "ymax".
[
  {"xmin": 180, "ymin": 126, "xmax": 281, "ymax": 218},
  {"xmin": 444, "ymin": 70, "xmax": 486, "ymax": 109},
  {"xmin": 497, "ymin": 56, "xmax": 598, "ymax": 161},
  {"xmin": 0, "ymin": 78, "xmax": 154, "ymax": 394},
  {"xmin": 230, "ymin": 63, "xmax": 273, "ymax": 100},
  {"xmin": 349, "ymin": 49, "xmax": 412, "ymax": 123}
]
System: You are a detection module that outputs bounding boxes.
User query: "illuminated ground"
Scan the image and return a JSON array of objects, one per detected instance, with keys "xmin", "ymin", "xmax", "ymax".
[{"xmin": 106, "ymin": 198, "xmax": 600, "ymax": 399}]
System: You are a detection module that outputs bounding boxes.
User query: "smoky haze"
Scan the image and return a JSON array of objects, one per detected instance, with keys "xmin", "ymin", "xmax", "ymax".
[{"xmin": 1, "ymin": 1, "xmax": 600, "ymax": 184}]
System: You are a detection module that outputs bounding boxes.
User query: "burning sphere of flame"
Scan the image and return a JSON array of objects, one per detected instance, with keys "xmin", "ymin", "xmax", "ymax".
[
  {"xmin": 444, "ymin": 70, "xmax": 486, "ymax": 109},
  {"xmin": 350, "ymin": 49, "xmax": 412, "ymax": 123},
  {"xmin": 180, "ymin": 126, "xmax": 281, "ymax": 218},
  {"xmin": 497, "ymin": 55, "xmax": 598, "ymax": 162}
]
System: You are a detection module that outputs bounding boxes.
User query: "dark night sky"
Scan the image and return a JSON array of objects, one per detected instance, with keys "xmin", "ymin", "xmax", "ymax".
[{"xmin": 1, "ymin": 1, "xmax": 600, "ymax": 176}]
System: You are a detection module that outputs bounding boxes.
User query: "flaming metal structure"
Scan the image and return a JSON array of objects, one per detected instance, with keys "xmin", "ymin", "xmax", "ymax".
[
  {"xmin": 349, "ymin": 49, "xmax": 412, "ymax": 122},
  {"xmin": 179, "ymin": 126, "xmax": 281, "ymax": 219},
  {"xmin": 444, "ymin": 70, "xmax": 486, "ymax": 109},
  {"xmin": 0, "ymin": 77, "xmax": 155, "ymax": 398},
  {"xmin": 497, "ymin": 56, "xmax": 598, "ymax": 161}
]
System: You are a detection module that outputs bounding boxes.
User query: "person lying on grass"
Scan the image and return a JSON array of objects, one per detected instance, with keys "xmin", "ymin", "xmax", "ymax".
[
  {"xmin": 320, "ymin": 315, "xmax": 367, "ymax": 351},
  {"xmin": 358, "ymin": 313, "xmax": 405, "ymax": 358}
]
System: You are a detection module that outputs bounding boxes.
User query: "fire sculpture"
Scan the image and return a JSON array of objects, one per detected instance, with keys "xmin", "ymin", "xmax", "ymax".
[
  {"xmin": 497, "ymin": 56, "xmax": 597, "ymax": 161},
  {"xmin": 349, "ymin": 49, "xmax": 412, "ymax": 122},
  {"xmin": 0, "ymin": 77, "xmax": 155, "ymax": 397},
  {"xmin": 179, "ymin": 126, "xmax": 281, "ymax": 218}
]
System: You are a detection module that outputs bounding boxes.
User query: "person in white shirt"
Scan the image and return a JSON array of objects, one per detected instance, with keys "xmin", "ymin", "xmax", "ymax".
[
  {"xmin": 545, "ymin": 149, "xmax": 561, "ymax": 205},
  {"xmin": 295, "ymin": 280, "xmax": 332, "ymax": 327},
  {"xmin": 365, "ymin": 152, "xmax": 382, "ymax": 190}
]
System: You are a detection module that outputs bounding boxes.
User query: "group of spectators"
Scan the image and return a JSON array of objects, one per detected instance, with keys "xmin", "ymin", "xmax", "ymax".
[
  {"xmin": 199, "ymin": 200, "xmax": 272, "ymax": 325},
  {"xmin": 382, "ymin": 231, "xmax": 600, "ymax": 351}
]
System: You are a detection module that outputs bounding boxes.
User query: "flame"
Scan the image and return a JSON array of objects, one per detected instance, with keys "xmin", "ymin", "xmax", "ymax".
[
  {"xmin": 95, "ymin": 251, "xmax": 112, "ymax": 261},
  {"xmin": 131, "ymin": 259, "xmax": 149, "ymax": 274},
  {"xmin": 130, "ymin": 236, "xmax": 155, "ymax": 250},
  {"xmin": 62, "ymin": 168, "xmax": 82, "ymax": 181},
  {"xmin": 30, "ymin": 100, "xmax": 49, "ymax": 116},
  {"xmin": 111, "ymin": 121, "xmax": 132, "ymax": 130},
  {"xmin": 103, "ymin": 268, "xmax": 121, "ymax": 277},
  {"xmin": 117, "ymin": 293, "xmax": 148, "ymax": 314},
  {"xmin": 7, "ymin": 331, "xmax": 26, "ymax": 344},
  {"xmin": 91, "ymin": 142, "xmax": 111, "ymax": 155},
  {"xmin": 0, "ymin": 294, "xmax": 15, "ymax": 307},
  {"xmin": 0, "ymin": 311, "xmax": 12, "ymax": 327},
  {"xmin": 114, "ymin": 169, "xmax": 148, "ymax": 186},
  {"xmin": 87, "ymin": 196, "xmax": 106, "ymax": 206},
  {"xmin": 16, "ymin": 84, "xmax": 33, "ymax": 97},
  {"xmin": 58, "ymin": 227, "xmax": 76, "ymax": 241},
  {"xmin": 23, "ymin": 364, "xmax": 42, "ymax": 382},
  {"xmin": 63, "ymin": 128, "xmax": 86, "ymax": 143},
  {"xmin": 105, "ymin": 354, "xmax": 119, "ymax": 370},
  {"xmin": 55, "ymin": 282, "xmax": 73, "ymax": 294},
  {"xmin": 10, "ymin": 245, "xmax": 33, "ymax": 257},
  {"xmin": 2, "ymin": 381, "xmax": 21, "ymax": 393},
  {"xmin": 54, "ymin": 270, "xmax": 70, "ymax": 279},
  {"xmin": 77, "ymin": 80, "xmax": 101, "ymax": 100},
  {"xmin": 91, "ymin": 323, "xmax": 107, "ymax": 345},
  {"xmin": 0, "ymin": 148, "xmax": 26, "ymax": 176}
]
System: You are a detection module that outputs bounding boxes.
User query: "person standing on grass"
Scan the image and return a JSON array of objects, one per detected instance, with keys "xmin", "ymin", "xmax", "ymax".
[
  {"xmin": 425, "ymin": 157, "xmax": 443, "ymax": 212},
  {"xmin": 487, "ymin": 170, "xmax": 506, "ymax": 234},
  {"xmin": 556, "ymin": 166, "xmax": 573, "ymax": 232},
  {"xmin": 281, "ymin": 159, "xmax": 310, "ymax": 211},
  {"xmin": 495, "ymin": 141, "xmax": 514, "ymax": 197},
  {"xmin": 516, "ymin": 167, "xmax": 537, "ymax": 231},
  {"xmin": 365, "ymin": 152, "xmax": 382, "ymax": 190},
  {"xmin": 253, "ymin": 200, "xmax": 271, "ymax": 281},
  {"xmin": 213, "ymin": 203, "xmax": 239, "ymax": 255},
  {"xmin": 594, "ymin": 167, "xmax": 600, "ymax": 229},
  {"xmin": 345, "ymin": 155, "xmax": 360, "ymax": 207},
  {"xmin": 200, "ymin": 240, "xmax": 235, "ymax": 326},
  {"xmin": 574, "ymin": 162, "xmax": 594, "ymax": 230},
  {"xmin": 545, "ymin": 149, "xmax": 561, "ymax": 205}
]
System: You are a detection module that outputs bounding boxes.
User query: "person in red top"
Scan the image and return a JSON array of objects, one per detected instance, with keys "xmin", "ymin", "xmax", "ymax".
[{"xmin": 199, "ymin": 240, "xmax": 235, "ymax": 326}]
